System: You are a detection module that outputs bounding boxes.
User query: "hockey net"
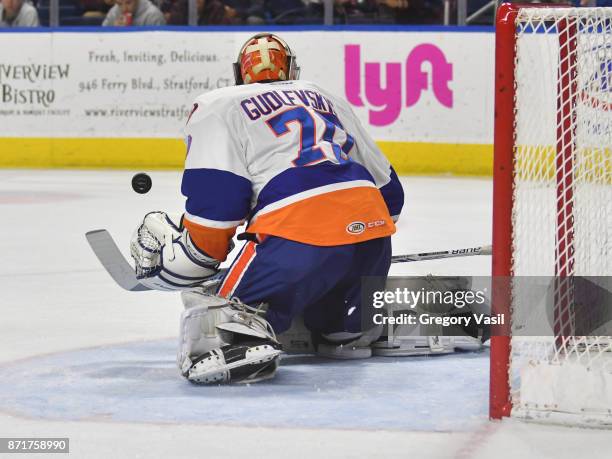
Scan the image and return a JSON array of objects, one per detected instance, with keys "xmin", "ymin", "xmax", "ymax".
[{"xmin": 491, "ymin": 5, "xmax": 612, "ymax": 426}]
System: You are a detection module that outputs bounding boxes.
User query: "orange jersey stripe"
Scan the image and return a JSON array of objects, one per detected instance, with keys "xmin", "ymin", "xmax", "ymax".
[
  {"xmin": 247, "ymin": 186, "xmax": 395, "ymax": 246},
  {"xmin": 183, "ymin": 218, "xmax": 237, "ymax": 262},
  {"xmin": 218, "ymin": 241, "xmax": 257, "ymax": 298}
]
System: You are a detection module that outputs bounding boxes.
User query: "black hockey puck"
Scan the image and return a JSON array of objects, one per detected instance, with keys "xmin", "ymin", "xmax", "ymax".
[{"xmin": 132, "ymin": 173, "xmax": 152, "ymax": 194}]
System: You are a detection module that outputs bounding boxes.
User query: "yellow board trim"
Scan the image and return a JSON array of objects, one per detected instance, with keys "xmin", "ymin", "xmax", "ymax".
[
  {"xmin": 0, "ymin": 138, "xmax": 186, "ymax": 169},
  {"xmin": 378, "ymin": 141, "xmax": 493, "ymax": 176},
  {"xmin": 0, "ymin": 137, "xmax": 493, "ymax": 176}
]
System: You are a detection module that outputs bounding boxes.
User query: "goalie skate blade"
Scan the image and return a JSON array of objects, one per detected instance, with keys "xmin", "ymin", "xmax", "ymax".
[
  {"xmin": 452, "ymin": 336, "xmax": 484, "ymax": 352},
  {"xmin": 189, "ymin": 345, "xmax": 282, "ymax": 384},
  {"xmin": 371, "ymin": 347, "xmax": 456, "ymax": 357},
  {"xmin": 85, "ymin": 229, "xmax": 151, "ymax": 292},
  {"xmin": 316, "ymin": 343, "xmax": 372, "ymax": 360}
]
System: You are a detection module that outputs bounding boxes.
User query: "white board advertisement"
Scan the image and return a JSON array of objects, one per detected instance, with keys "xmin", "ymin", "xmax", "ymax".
[{"xmin": 0, "ymin": 30, "xmax": 494, "ymax": 144}]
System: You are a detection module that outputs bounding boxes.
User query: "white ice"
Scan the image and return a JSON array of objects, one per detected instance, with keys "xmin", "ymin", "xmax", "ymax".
[{"xmin": 0, "ymin": 170, "xmax": 609, "ymax": 459}]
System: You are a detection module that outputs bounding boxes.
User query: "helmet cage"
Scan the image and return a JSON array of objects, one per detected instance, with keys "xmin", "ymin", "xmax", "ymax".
[{"xmin": 233, "ymin": 33, "xmax": 300, "ymax": 86}]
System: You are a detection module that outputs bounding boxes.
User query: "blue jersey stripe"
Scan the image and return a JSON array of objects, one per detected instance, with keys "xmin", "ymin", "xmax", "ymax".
[
  {"xmin": 251, "ymin": 161, "xmax": 376, "ymax": 216},
  {"xmin": 379, "ymin": 167, "xmax": 404, "ymax": 217},
  {"xmin": 182, "ymin": 168, "xmax": 252, "ymax": 222}
]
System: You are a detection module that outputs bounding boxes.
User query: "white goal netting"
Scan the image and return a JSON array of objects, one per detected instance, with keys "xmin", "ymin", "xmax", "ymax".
[{"xmin": 510, "ymin": 7, "xmax": 612, "ymax": 426}]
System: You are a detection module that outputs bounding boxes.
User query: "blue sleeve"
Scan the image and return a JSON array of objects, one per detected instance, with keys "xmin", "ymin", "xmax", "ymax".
[
  {"xmin": 379, "ymin": 166, "xmax": 404, "ymax": 221},
  {"xmin": 181, "ymin": 168, "xmax": 252, "ymax": 224}
]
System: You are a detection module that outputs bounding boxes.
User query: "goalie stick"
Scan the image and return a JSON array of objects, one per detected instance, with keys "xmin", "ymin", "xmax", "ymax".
[
  {"xmin": 390, "ymin": 245, "xmax": 491, "ymax": 263},
  {"xmin": 86, "ymin": 229, "xmax": 226, "ymax": 292},
  {"xmin": 86, "ymin": 229, "xmax": 492, "ymax": 292},
  {"xmin": 86, "ymin": 230, "xmax": 148, "ymax": 291}
]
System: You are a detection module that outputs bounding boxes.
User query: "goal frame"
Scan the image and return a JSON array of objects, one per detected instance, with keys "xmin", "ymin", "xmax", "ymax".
[{"xmin": 489, "ymin": 3, "xmax": 576, "ymax": 420}]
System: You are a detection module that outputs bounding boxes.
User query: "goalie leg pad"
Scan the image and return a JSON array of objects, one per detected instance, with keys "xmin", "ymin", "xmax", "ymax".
[
  {"xmin": 371, "ymin": 275, "xmax": 488, "ymax": 356},
  {"xmin": 178, "ymin": 291, "xmax": 282, "ymax": 383},
  {"xmin": 187, "ymin": 340, "xmax": 282, "ymax": 384},
  {"xmin": 177, "ymin": 293, "xmax": 235, "ymax": 374}
]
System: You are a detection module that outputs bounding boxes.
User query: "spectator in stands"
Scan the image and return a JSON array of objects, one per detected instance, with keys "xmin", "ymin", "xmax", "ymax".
[
  {"xmin": 309, "ymin": 0, "xmax": 439, "ymax": 25},
  {"xmin": 334, "ymin": 0, "xmax": 379, "ymax": 22},
  {"xmin": 225, "ymin": 0, "xmax": 264, "ymax": 24},
  {"xmin": 103, "ymin": 0, "xmax": 165, "ymax": 25},
  {"xmin": 80, "ymin": 0, "xmax": 114, "ymax": 17},
  {"xmin": 161, "ymin": 0, "xmax": 186, "ymax": 24},
  {"xmin": 383, "ymin": 0, "xmax": 442, "ymax": 24},
  {"xmin": 0, "ymin": 0, "xmax": 39, "ymax": 26},
  {"xmin": 266, "ymin": 0, "xmax": 307, "ymax": 23},
  {"xmin": 162, "ymin": 0, "xmax": 241, "ymax": 25},
  {"xmin": 197, "ymin": 0, "xmax": 238, "ymax": 24}
]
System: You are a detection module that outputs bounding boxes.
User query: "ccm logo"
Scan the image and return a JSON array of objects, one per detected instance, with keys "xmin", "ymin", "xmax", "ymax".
[{"xmin": 346, "ymin": 220, "xmax": 386, "ymax": 235}]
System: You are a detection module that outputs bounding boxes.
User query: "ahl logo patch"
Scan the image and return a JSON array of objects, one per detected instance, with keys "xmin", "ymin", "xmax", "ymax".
[{"xmin": 346, "ymin": 221, "xmax": 366, "ymax": 235}]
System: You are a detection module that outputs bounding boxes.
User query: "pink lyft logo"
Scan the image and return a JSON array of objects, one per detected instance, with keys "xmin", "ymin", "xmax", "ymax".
[{"xmin": 345, "ymin": 44, "xmax": 453, "ymax": 126}]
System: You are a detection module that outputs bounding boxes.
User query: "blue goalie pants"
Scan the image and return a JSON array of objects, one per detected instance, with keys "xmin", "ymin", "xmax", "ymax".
[{"xmin": 218, "ymin": 236, "xmax": 391, "ymax": 335}]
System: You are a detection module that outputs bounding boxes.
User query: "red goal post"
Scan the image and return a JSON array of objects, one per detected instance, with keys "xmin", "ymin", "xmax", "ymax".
[{"xmin": 490, "ymin": 3, "xmax": 612, "ymax": 424}]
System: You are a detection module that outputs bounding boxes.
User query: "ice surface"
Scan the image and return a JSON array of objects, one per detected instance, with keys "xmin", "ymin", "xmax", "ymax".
[
  {"xmin": 0, "ymin": 340, "xmax": 489, "ymax": 431},
  {"xmin": 0, "ymin": 170, "xmax": 608, "ymax": 459}
]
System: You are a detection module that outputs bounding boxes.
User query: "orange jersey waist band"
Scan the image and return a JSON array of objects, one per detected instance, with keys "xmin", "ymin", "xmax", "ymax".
[{"xmin": 247, "ymin": 186, "xmax": 395, "ymax": 246}]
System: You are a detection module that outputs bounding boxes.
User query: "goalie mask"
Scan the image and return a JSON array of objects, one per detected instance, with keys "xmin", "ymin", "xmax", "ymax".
[{"xmin": 233, "ymin": 33, "xmax": 300, "ymax": 85}]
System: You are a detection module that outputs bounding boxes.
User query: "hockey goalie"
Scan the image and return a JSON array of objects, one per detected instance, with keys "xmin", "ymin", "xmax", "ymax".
[{"xmin": 129, "ymin": 33, "xmax": 483, "ymax": 385}]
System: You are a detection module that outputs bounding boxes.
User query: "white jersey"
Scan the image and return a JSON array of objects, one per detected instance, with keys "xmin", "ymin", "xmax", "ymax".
[{"xmin": 181, "ymin": 80, "xmax": 404, "ymax": 261}]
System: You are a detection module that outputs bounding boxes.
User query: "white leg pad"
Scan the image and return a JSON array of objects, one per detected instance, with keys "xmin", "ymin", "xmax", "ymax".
[
  {"xmin": 177, "ymin": 292, "xmax": 234, "ymax": 374},
  {"xmin": 177, "ymin": 291, "xmax": 282, "ymax": 383}
]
